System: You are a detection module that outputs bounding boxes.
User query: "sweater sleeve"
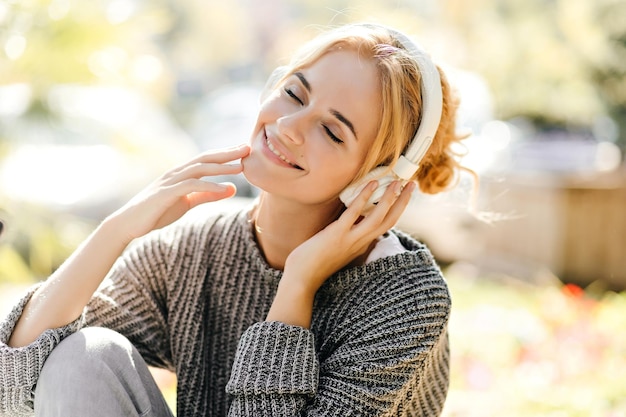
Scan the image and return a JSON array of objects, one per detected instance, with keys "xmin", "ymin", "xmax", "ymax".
[
  {"xmin": 226, "ymin": 321, "xmax": 319, "ymax": 415},
  {"xmin": 0, "ymin": 286, "xmax": 84, "ymax": 417},
  {"xmin": 83, "ymin": 228, "xmax": 180, "ymax": 369},
  {"xmin": 226, "ymin": 271, "xmax": 451, "ymax": 417},
  {"xmin": 0, "ymin": 225, "xmax": 184, "ymax": 417}
]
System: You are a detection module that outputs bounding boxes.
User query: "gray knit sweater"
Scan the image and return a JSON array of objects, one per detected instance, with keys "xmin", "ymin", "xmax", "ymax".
[{"xmin": 0, "ymin": 208, "xmax": 451, "ymax": 416}]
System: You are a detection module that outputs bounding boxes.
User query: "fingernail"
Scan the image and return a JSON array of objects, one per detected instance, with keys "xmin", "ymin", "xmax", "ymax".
[
  {"xmin": 392, "ymin": 181, "xmax": 402, "ymax": 195},
  {"xmin": 368, "ymin": 180, "xmax": 378, "ymax": 190}
]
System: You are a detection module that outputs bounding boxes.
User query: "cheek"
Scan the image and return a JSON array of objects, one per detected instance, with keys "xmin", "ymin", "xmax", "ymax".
[
  {"xmin": 312, "ymin": 154, "xmax": 361, "ymax": 192},
  {"xmin": 257, "ymin": 93, "xmax": 287, "ymax": 122}
]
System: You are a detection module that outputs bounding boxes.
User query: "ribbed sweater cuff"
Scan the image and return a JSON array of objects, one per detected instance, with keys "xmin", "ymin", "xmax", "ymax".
[
  {"xmin": 1, "ymin": 286, "xmax": 84, "ymax": 389},
  {"xmin": 226, "ymin": 321, "xmax": 319, "ymax": 396}
]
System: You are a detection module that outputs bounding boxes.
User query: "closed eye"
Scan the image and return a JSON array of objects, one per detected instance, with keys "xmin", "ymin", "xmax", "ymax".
[
  {"xmin": 284, "ymin": 87, "xmax": 303, "ymax": 105},
  {"xmin": 323, "ymin": 125, "xmax": 344, "ymax": 144},
  {"xmin": 284, "ymin": 84, "xmax": 343, "ymax": 144}
]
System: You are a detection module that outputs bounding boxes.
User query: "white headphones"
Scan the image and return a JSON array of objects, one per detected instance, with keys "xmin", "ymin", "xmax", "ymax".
[
  {"xmin": 261, "ymin": 23, "xmax": 443, "ymax": 211},
  {"xmin": 339, "ymin": 24, "xmax": 443, "ymax": 210}
]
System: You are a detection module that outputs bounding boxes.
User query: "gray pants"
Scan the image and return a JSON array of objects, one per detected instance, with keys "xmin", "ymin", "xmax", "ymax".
[{"xmin": 35, "ymin": 327, "xmax": 175, "ymax": 417}]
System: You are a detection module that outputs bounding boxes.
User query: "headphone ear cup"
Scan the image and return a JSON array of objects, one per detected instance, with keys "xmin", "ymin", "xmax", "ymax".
[
  {"xmin": 260, "ymin": 66, "xmax": 288, "ymax": 102},
  {"xmin": 339, "ymin": 166, "xmax": 397, "ymax": 213}
]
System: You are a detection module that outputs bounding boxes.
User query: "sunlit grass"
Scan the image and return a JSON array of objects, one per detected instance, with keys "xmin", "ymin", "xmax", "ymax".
[{"xmin": 443, "ymin": 264, "xmax": 626, "ymax": 417}]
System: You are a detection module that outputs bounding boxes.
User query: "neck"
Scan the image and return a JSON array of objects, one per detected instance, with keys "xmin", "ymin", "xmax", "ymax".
[{"xmin": 251, "ymin": 192, "xmax": 344, "ymax": 270}]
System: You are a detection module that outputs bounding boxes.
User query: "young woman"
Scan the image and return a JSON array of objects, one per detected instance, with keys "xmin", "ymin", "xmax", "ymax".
[{"xmin": 1, "ymin": 23, "xmax": 468, "ymax": 417}]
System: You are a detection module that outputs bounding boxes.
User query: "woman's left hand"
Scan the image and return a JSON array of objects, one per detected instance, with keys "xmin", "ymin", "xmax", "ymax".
[{"xmin": 266, "ymin": 180, "xmax": 416, "ymax": 328}]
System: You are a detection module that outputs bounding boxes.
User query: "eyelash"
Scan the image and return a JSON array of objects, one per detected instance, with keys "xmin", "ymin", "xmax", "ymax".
[
  {"xmin": 323, "ymin": 125, "xmax": 343, "ymax": 144},
  {"xmin": 284, "ymin": 87, "xmax": 303, "ymax": 105},
  {"xmin": 284, "ymin": 87, "xmax": 344, "ymax": 145}
]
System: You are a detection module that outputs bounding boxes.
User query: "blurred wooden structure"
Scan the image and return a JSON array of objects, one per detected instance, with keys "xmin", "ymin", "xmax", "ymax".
[{"xmin": 478, "ymin": 169, "xmax": 626, "ymax": 290}]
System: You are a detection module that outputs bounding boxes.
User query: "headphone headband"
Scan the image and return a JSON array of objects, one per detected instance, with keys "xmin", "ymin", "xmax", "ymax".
[{"xmin": 360, "ymin": 24, "xmax": 443, "ymax": 179}]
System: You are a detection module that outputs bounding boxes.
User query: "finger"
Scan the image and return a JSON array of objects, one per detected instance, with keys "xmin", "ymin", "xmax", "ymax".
[
  {"xmin": 194, "ymin": 144, "xmax": 250, "ymax": 165},
  {"xmin": 163, "ymin": 144, "xmax": 250, "ymax": 177},
  {"xmin": 186, "ymin": 183, "xmax": 237, "ymax": 209},
  {"xmin": 354, "ymin": 181, "xmax": 413, "ymax": 237},
  {"xmin": 379, "ymin": 181, "xmax": 415, "ymax": 228},
  {"xmin": 163, "ymin": 161, "xmax": 244, "ymax": 186},
  {"xmin": 344, "ymin": 181, "xmax": 399, "ymax": 236},
  {"xmin": 340, "ymin": 180, "xmax": 378, "ymax": 226},
  {"xmin": 361, "ymin": 180, "xmax": 403, "ymax": 224},
  {"xmin": 146, "ymin": 180, "xmax": 237, "ymax": 230},
  {"xmin": 154, "ymin": 178, "xmax": 235, "ymax": 205}
]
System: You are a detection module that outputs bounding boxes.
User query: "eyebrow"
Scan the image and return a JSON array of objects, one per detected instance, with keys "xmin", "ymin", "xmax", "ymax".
[
  {"xmin": 295, "ymin": 71, "xmax": 358, "ymax": 140},
  {"xmin": 295, "ymin": 72, "xmax": 311, "ymax": 92},
  {"xmin": 330, "ymin": 109, "xmax": 357, "ymax": 140}
]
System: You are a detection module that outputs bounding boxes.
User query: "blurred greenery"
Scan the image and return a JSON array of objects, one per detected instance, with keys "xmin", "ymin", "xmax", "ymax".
[
  {"xmin": 0, "ymin": 202, "xmax": 93, "ymax": 284},
  {"xmin": 2, "ymin": 1, "xmax": 625, "ymax": 281},
  {"xmin": 0, "ymin": 0, "xmax": 624, "ymax": 280},
  {"xmin": 2, "ymin": 0, "xmax": 624, "ymax": 135},
  {"xmin": 443, "ymin": 267, "xmax": 626, "ymax": 416}
]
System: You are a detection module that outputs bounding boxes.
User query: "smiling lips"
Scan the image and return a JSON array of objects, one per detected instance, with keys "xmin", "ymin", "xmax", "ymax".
[{"xmin": 265, "ymin": 136, "xmax": 303, "ymax": 170}]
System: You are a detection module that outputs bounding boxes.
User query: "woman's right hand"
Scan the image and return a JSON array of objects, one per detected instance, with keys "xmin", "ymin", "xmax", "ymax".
[
  {"xmin": 110, "ymin": 144, "xmax": 250, "ymax": 243},
  {"xmin": 7, "ymin": 144, "xmax": 249, "ymax": 347}
]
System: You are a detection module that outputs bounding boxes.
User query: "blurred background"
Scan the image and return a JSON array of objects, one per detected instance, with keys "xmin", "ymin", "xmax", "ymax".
[{"xmin": 1, "ymin": 0, "xmax": 625, "ymax": 416}]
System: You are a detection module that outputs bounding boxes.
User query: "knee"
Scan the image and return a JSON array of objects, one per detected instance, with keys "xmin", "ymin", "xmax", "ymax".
[
  {"xmin": 35, "ymin": 328, "xmax": 169, "ymax": 416},
  {"xmin": 38, "ymin": 327, "xmax": 134, "ymax": 388}
]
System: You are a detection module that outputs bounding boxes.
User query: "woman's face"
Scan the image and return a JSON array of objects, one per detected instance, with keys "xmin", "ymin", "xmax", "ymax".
[{"xmin": 243, "ymin": 48, "xmax": 381, "ymax": 206}]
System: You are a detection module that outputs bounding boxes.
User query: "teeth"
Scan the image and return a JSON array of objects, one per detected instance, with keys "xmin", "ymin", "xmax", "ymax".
[{"xmin": 266, "ymin": 137, "xmax": 298, "ymax": 167}]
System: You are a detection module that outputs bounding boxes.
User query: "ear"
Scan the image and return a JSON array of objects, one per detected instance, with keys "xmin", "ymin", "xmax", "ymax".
[{"xmin": 260, "ymin": 66, "xmax": 288, "ymax": 103}]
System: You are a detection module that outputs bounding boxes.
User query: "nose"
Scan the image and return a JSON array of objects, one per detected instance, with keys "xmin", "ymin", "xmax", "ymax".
[{"xmin": 276, "ymin": 112, "xmax": 305, "ymax": 145}]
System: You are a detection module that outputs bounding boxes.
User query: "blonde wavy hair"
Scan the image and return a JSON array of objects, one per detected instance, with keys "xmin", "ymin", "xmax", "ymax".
[{"xmin": 275, "ymin": 23, "xmax": 473, "ymax": 195}]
